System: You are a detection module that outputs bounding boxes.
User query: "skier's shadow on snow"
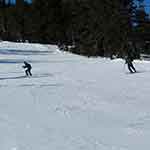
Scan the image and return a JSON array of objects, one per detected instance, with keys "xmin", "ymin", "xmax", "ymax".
[
  {"xmin": 0, "ymin": 49, "xmax": 50, "ymax": 56},
  {"xmin": 0, "ymin": 76, "xmax": 26, "ymax": 80},
  {"xmin": 0, "ymin": 73, "xmax": 53, "ymax": 80},
  {"xmin": 0, "ymin": 59, "xmax": 43, "ymax": 64},
  {"xmin": 125, "ymin": 70, "xmax": 149, "ymax": 75}
]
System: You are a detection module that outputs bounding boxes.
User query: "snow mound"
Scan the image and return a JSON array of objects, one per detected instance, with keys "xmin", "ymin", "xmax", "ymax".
[{"xmin": 0, "ymin": 41, "xmax": 57, "ymax": 52}]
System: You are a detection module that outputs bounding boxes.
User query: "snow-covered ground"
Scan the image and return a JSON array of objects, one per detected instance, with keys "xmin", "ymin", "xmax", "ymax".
[{"xmin": 0, "ymin": 41, "xmax": 150, "ymax": 150}]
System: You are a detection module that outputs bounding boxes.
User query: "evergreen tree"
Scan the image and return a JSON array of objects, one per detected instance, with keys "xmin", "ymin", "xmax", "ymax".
[{"xmin": 0, "ymin": 0, "xmax": 149, "ymax": 58}]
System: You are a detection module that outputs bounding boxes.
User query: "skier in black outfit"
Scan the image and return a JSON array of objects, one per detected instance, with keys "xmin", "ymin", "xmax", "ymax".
[
  {"xmin": 23, "ymin": 61, "xmax": 32, "ymax": 76},
  {"xmin": 124, "ymin": 42, "xmax": 137, "ymax": 73},
  {"xmin": 125, "ymin": 55, "xmax": 136, "ymax": 73}
]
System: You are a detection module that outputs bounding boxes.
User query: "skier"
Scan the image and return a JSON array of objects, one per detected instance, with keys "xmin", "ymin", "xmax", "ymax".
[
  {"xmin": 125, "ymin": 55, "xmax": 136, "ymax": 73},
  {"xmin": 23, "ymin": 61, "xmax": 32, "ymax": 76}
]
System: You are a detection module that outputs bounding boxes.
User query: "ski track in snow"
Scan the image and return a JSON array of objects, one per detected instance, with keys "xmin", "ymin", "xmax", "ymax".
[{"xmin": 0, "ymin": 41, "xmax": 150, "ymax": 149}]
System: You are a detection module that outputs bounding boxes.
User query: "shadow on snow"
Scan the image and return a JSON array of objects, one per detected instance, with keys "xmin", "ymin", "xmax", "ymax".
[
  {"xmin": 125, "ymin": 70, "xmax": 149, "ymax": 75},
  {"xmin": 0, "ymin": 73, "xmax": 53, "ymax": 80},
  {"xmin": 0, "ymin": 49, "xmax": 51, "ymax": 56},
  {"xmin": 0, "ymin": 75, "xmax": 26, "ymax": 80},
  {"xmin": 0, "ymin": 59, "xmax": 47, "ymax": 64}
]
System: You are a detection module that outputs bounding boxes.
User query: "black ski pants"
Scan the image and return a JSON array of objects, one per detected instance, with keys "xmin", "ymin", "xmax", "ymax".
[
  {"xmin": 128, "ymin": 63, "xmax": 136, "ymax": 73},
  {"xmin": 25, "ymin": 68, "xmax": 32, "ymax": 76}
]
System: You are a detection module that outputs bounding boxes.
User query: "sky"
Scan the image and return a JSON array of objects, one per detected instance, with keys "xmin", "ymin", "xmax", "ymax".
[
  {"xmin": 6, "ymin": 0, "xmax": 31, "ymax": 4},
  {"xmin": 145, "ymin": 0, "xmax": 150, "ymax": 13},
  {"xmin": 5, "ymin": 0, "xmax": 150, "ymax": 14}
]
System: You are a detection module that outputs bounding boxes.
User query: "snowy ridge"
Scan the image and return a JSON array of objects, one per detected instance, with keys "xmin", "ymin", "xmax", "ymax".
[{"xmin": 0, "ymin": 41, "xmax": 58, "ymax": 52}]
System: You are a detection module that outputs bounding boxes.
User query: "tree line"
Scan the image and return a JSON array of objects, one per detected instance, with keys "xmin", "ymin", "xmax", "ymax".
[{"xmin": 0, "ymin": 0, "xmax": 150, "ymax": 57}]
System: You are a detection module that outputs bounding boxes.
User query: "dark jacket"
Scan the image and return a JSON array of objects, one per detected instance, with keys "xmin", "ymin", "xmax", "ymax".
[
  {"xmin": 125, "ymin": 56, "xmax": 133, "ymax": 64},
  {"xmin": 23, "ymin": 62, "xmax": 32, "ymax": 69}
]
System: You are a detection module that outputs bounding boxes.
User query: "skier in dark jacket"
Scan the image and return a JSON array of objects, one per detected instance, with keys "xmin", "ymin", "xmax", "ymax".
[
  {"xmin": 23, "ymin": 61, "xmax": 32, "ymax": 76},
  {"xmin": 125, "ymin": 55, "xmax": 136, "ymax": 73}
]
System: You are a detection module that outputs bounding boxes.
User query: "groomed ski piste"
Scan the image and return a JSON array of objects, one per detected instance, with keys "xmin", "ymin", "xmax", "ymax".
[{"xmin": 0, "ymin": 41, "xmax": 150, "ymax": 150}]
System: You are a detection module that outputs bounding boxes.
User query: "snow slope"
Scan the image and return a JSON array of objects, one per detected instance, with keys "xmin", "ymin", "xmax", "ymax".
[{"xmin": 0, "ymin": 41, "xmax": 150, "ymax": 150}]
